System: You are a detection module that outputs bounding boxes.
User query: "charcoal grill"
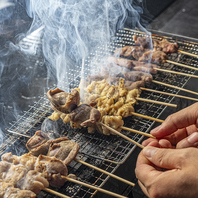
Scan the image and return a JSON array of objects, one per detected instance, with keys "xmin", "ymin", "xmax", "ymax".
[{"xmin": 1, "ymin": 28, "xmax": 198, "ymax": 198}]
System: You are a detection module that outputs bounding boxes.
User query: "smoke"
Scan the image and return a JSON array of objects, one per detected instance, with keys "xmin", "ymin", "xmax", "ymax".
[{"xmin": 0, "ymin": 0, "xmax": 151, "ymax": 151}]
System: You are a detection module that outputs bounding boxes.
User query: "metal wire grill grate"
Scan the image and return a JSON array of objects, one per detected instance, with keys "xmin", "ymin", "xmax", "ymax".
[{"xmin": 1, "ymin": 29, "xmax": 198, "ymax": 197}]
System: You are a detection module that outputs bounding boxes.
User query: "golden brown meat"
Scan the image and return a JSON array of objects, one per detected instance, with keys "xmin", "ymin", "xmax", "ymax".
[{"xmin": 47, "ymin": 137, "xmax": 79, "ymax": 165}]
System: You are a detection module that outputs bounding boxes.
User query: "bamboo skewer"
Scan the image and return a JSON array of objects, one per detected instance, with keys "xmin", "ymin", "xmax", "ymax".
[
  {"xmin": 140, "ymin": 87, "xmax": 198, "ymax": 102},
  {"xmin": 74, "ymin": 158, "xmax": 135, "ymax": 186},
  {"xmin": 155, "ymin": 67, "xmax": 198, "ymax": 78},
  {"xmin": 6, "ymin": 130, "xmax": 135, "ymax": 187},
  {"xmin": 99, "ymin": 122, "xmax": 144, "ymax": 149},
  {"xmin": 64, "ymin": 176, "xmax": 127, "ymax": 198},
  {"xmin": 178, "ymin": 50, "xmax": 198, "ymax": 59},
  {"xmin": 121, "ymin": 126, "xmax": 155, "ymax": 138},
  {"xmin": 152, "ymin": 80, "xmax": 198, "ymax": 96},
  {"xmin": 136, "ymin": 97, "xmax": 177, "ymax": 108},
  {"xmin": 166, "ymin": 60, "xmax": 198, "ymax": 71},
  {"xmin": 44, "ymin": 188, "xmax": 71, "ymax": 198},
  {"xmin": 131, "ymin": 112, "xmax": 164, "ymax": 123}
]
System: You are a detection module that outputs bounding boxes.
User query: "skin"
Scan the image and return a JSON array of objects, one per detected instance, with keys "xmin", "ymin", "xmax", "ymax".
[{"xmin": 135, "ymin": 102, "xmax": 198, "ymax": 198}]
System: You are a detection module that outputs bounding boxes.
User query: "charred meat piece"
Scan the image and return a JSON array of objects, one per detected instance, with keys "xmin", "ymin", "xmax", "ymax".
[
  {"xmin": 47, "ymin": 88, "xmax": 80, "ymax": 113},
  {"xmin": 26, "ymin": 131, "xmax": 49, "ymax": 151},
  {"xmin": 124, "ymin": 71, "xmax": 153, "ymax": 82},
  {"xmin": 107, "ymin": 57, "xmax": 159, "ymax": 74},
  {"xmin": 35, "ymin": 155, "xmax": 68, "ymax": 187},
  {"xmin": 139, "ymin": 50, "xmax": 167, "ymax": 64},
  {"xmin": 124, "ymin": 80, "xmax": 145, "ymax": 90},
  {"xmin": 69, "ymin": 104, "xmax": 101, "ymax": 127},
  {"xmin": 47, "ymin": 137, "xmax": 79, "ymax": 165},
  {"xmin": 0, "ymin": 180, "xmax": 36, "ymax": 198},
  {"xmin": 133, "ymin": 35, "xmax": 151, "ymax": 48},
  {"xmin": 153, "ymin": 39, "xmax": 178, "ymax": 53},
  {"xmin": 107, "ymin": 56, "xmax": 134, "ymax": 70},
  {"xmin": 114, "ymin": 45, "xmax": 149, "ymax": 60}
]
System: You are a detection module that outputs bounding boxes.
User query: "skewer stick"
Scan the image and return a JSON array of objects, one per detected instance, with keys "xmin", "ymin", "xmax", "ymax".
[
  {"xmin": 152, "ymin": 80, "xmax": 198, "ymax": 96},
  {"xmin": 166, "ymin": 60, "xmax": 198, "ymax": 71},
  {"xmin": 131, "ymin": 112, "xmax": 164, "ymax": 123},
  {"xmin": 64, "ymin": 176, "xmax": 128, "ymax": 198},
  {"xmin": 6, "ymin": 129, "xmax": 135, "ymax": 187},
  {"xmin": 99, "ymin": 122, "xmax": 144, "ymax": 149},
  {"xmin": 44, "ymin": 188, "xmax": 71, "ymax": 198},
  {"xmin": 178, "ymin": 50, "xmax": 198, "ymax": 59},
  {"xmin": 155, "ymin": 67, "xmax": 198, "ymax": 78},
  {"xmin": 74, "ymin": 158, "xmax": 135, "ymax": 186},
  {"xmin": 121, "ymin": 126, "xmax": 155, "ymax": 138},
  {"xmin": 136, "ymin": 97, "xmax": 177, "ymax": 108},
  {"xmin": 140, "ymin": 87, "xmax": 198, "ymax": 102}
]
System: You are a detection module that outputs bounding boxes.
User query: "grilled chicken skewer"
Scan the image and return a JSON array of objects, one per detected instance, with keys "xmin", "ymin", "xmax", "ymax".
[
  {"xmin": 47, "ymin": 87, "xmax": 157, "ymax": 139},
  {"xmin": 125, "ymin": 28, "xmax": 198, "ymax": 60},
  {"xmin": 6, "ymin": 130, "xmax": 135, "ymax": 187},
  {"xmin": 1, "ymin": 152, "xmax": 127, "ymax": 198}
]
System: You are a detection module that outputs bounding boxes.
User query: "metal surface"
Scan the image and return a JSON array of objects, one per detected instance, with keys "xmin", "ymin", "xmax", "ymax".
[{"xmin": 1, "ymin": 29, "xmax": 198, "ymax": 197}]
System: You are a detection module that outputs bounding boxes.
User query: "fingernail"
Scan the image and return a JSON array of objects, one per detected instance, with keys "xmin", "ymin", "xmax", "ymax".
[
  {"xmin": 151, "ymin": 125, "xmax": 162, "ymax": 134},
  {"xmin": 188, "ymin": 133, "xmax": 198, "ymax": 144},
  {"xmin": 143, "ymin": 147, "xmax": 157, "ymax": 159}
]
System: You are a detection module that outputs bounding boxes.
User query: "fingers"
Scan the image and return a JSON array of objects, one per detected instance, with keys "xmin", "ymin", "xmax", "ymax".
[
  {"xmin": 138, "ymin": 180, "xmax": 150, "ymax": 197},
  {"xmin": 142, "ymin": 138, "xmax": 172, "ymax": 148},
  {"xmin": 151, "ymin": 102, "xmax": 198, "ymax": 138},
  {"xmin": 176, "ymin": 132, "xmax": 198, "ymax": 149},
  {"xmin": 142, "ymin": 146, "xmax": 183, "ymax": 170}
]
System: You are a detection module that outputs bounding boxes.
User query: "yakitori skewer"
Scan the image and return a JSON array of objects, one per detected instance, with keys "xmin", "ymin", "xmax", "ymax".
[
  {"xmin": 124, "ymin": 27, "xmax": 198, "ymax": 60},
  {"xmin": 152, "ymin": 80, "xmax": 198, "ymax": 96},
  {"xmin": 64, "ymin": 176, "xmax": 128, "ymax": 198},
  {"xmin": 155, "ymin": 67, "xmax": 198, "ymax": 78},
  {"xmin": 140, "ymin": 87, "xmax": 198, "ymax": 102},
  {"xmin": 6, "ymin": 130, "xmax": 135, "ymax": 187},
  {"xmin": 99, "ymin": 122, "xmax": 144, "ymax": 149}
]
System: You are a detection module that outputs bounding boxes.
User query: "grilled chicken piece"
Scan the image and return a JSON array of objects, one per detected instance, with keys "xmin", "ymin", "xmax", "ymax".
[
  {"xmin": 2, "ymin": 153, "xmax": 36, "ymax": 170},
  {"xmin": 134, "ymin": 35, "xmax": 178, "ymax": 53},
  {"xmin": 97, "ymin": 115, "xmax": 124, "ymax": 135},
  {"xmin": 26, "ymin": 131, "xmax": 49, "ymax": 151},
  {"xmin": 47, "ymin": 137, "xmax": 79, "ymax": 165},
  {"xmin": 0, "ymin": 180, "xmax": 36, "ymax": 198},
  {"xmin": 124, "ymin": 80, "xmax": 145, "ymax": 90},
  {"xmin": 107, "ymin": 57, "xmax": 159, "ymax": 74},
  {"xmin": 35, "ymin": 155, "xmax": 68, "ymax": 187},
  {"xmin": 139, "ymin": 50, "xmax": 167, "ymax": 64},
  {"xmin": 153, "ymin": 39, "xmax": 178, "ymax": 53},
  {"xmin": 124, "ymin": 71, "xmax": 153, "ymax": 82},
  {"xmin": 21, "ymin": 170, "xmax": 49, "ymax": 194},
  {"xmin": 69, "ymin": 104, "xmax": 101, "ymax": 128},
  {"xmin": 133, "ymin": 35, "xmax": 151, "ymax": 48},
  {"xmin": 0, "ymin": 160, "xmax": 49, "ymax": 194},
  {"xmin": 26, "ymin": 131, "xmax": 51, "ymax": 156},
  {"xmin": 47, "ymin": 88, "xmax": 80, "ymax": 113}
]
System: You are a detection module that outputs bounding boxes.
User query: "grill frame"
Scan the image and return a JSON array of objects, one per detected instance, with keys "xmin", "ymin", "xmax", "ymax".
[{"xmin": 1, "ymin": 28, "xmax": 198, "ymax": 197}]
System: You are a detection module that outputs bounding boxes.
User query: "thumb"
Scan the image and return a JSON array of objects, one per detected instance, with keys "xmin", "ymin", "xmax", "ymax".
[
  {"xmin": 143, "ymin": 146, "xmax": 182, "ymax": 170},
  {"xmin": 177, "ymin": 132, "xmax": 198, "ymax": 149}
]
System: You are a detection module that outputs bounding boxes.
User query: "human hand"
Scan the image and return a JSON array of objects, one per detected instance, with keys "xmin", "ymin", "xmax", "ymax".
[
  {"xmin": 135, "ymin": 146, "xmax": 198, "ymax": 198},
  {"xmin": 143, "ymin": 102, "xmax": 198, "ymax": 148}
]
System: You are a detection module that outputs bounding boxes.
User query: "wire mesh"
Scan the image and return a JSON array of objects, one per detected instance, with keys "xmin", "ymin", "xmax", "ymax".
[{"xmin": 1, "ymin": 28, "xmax": 198, "ymax": 197}]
